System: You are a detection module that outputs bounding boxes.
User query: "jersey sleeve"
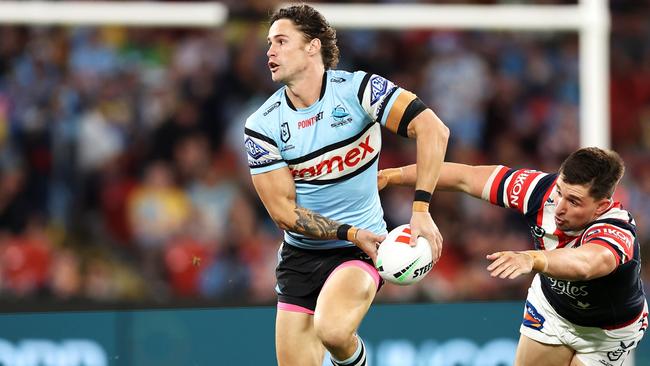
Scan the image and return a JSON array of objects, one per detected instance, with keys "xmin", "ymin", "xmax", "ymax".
[
  {"xmin": 582, "ymin": 223, "xmax": 635, "ymax": 265},
  {"xmin": 354, "ymin": 71, "xmax": 427, "ymax": 137},
  {"xmin": 244, "ymin": 116, "xmax": 287, "ymax": 175},
  {"xmin": 480, "ymin": 166, "xmax": 555, "ymax": 216}
]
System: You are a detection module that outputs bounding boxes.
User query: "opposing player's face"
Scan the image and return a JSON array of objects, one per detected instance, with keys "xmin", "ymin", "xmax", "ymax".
[
  {"xmin": 553, "ymin": 177, "xmax": 611, "ymax": 232},
  {"xmin": 267, "ymin": 19, "xmax": 310, "ymax": 83}
]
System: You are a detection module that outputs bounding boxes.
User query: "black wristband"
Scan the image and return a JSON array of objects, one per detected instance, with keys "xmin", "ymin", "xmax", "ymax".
[
  {"xmin": 337, "ymin": 224, "xmax": 352, "ymax": 241},
  {"xmin": 414, "ymin": 189, "xmax": 432, "ymax": 203}
]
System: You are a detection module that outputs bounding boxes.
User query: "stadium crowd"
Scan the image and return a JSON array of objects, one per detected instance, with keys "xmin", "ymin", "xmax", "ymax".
[{"xmin": 0, "ymin": 0, "xmax": 649, "ymax": 308}]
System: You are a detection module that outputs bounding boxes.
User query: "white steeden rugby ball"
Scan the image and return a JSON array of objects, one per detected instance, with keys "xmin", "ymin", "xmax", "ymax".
[{"xmin": 376, "ymin": 224, "xmax": 433, "ymax": 286}]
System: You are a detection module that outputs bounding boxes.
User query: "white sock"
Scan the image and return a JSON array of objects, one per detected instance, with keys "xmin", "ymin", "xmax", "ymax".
[{"xmin": 331, "ymin": 335, "xmax": 366, "ymax": 366}]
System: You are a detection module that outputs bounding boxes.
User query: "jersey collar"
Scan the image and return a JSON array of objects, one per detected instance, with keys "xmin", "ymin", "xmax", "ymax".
[{"xmin": 285, "ymin": 72, "xmax": 327, "ymax": 111}]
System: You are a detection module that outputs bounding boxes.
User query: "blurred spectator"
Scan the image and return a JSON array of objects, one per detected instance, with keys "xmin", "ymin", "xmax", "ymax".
[{"xmin": 127, "ymin": 161, "xmax": 190, "ymax": 249}]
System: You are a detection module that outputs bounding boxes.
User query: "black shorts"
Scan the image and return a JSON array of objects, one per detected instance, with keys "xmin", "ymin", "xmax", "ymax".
[{"xmin": 275, "ymin": 242, "xmax": 381, "ymax": 312}]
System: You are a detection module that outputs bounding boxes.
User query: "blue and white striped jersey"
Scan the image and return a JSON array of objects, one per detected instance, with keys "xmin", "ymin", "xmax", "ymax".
[{"xmin": 244, "ymin": 69, "xmax": 424, "ymax": 249}]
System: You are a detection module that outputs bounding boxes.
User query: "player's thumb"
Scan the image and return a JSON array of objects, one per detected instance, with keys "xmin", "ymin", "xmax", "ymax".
[
  {"xmin": 373, "ymin": 233, "xmax": 386, "ymax": 243},
  {"xmin": 409, "ymin": 232, "xmax": 418, "ymax": 247}
]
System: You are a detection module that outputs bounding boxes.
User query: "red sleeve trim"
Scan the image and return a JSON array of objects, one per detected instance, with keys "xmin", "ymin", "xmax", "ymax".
[
  {"xmin": 584, "ymin": 224, "xmax": 634, "ymax": 260},
  {"xmin": 489, "ymin": 166, "xmax": 510, "ymax": 205}
]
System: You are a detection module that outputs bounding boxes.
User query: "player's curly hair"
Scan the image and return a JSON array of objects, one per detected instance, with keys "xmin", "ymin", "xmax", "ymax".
[
  {"xmin": 559, "ymin": 147, "xmax": 625, "ymax": 200},
  {"xmin": 270, "ymin": 4, "xmax": 340, "ymax": 70}
]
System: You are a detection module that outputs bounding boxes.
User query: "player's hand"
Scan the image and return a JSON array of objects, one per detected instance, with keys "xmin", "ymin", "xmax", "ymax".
[
  {"xmin": 486, "ymin": 251, "xmax": 534, "ymax": 279},
  {"xmin": 409, "ymin": 211, "xmax": 443, "ymax": 263},
  {"xmin": 353, "ymin": 229, "xmax": 386, "ymax": 263},
  {"xmin": 377, "ymin": 168, "xmax": 402, "ymax": 191}
]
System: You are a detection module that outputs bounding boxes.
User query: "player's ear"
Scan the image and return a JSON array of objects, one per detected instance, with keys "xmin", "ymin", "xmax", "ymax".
[
  {"xmin": 307, "ymin": 38, "xmax": 321, "ymax": 55},
  {"xmin": 594, "ymin": 197, "xmax": 612, "ymax": 216}
]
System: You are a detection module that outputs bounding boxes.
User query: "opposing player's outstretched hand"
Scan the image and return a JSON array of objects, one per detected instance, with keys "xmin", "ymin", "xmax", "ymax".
[
  {"xmin": 377, "ymin": 168, "xmax": 402, "ymax": 191},
  {"xmin": 354, "ymin": 229, "xmax": 386, "ymax": 263},
  {"xmin": 377, "ymin": 170, "xmax": 389, "ymax": 191},
  {"xmin": 486, "ymin": 251, "xmax": 534, "ymax": 279},
  {"xmin": 409, "ymin": 212, "xmax": 443, "ymax": 264}
]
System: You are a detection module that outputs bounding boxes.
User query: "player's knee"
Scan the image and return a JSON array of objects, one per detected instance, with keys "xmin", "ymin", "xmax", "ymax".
[{"xmin": 314, "ymin": 319, "xmax": 354, "ymax": 349}]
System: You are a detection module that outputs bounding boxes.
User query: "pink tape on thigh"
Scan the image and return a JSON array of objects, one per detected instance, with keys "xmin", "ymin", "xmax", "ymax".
[{"xmin": 277, "ymin": 302, "xmax": 315, "ymax": 315}]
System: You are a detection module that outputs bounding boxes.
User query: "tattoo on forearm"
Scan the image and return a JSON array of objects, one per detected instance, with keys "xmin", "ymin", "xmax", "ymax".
[{"xmin": 292, "ymin": 207, "xmax": 340, "ymax": 239}]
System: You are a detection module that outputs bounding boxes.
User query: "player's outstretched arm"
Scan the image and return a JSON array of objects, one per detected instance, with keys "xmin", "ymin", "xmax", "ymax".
[
  {"xmin": 251, "ymin": 167, "xmax": 384, "ymax": 261},
  {"xmin": 379, "ymin": 162, "xmax": 500, "ymax": 200},
  {"xmin": 486, "ymin": 244, "xmax": 617, "ymax": 281}
]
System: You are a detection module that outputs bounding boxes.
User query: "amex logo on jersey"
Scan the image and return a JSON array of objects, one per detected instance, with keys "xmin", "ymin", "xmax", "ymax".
[{"xmin": 288, "ymin": 124, "xmax": 381, "ymax": 183}]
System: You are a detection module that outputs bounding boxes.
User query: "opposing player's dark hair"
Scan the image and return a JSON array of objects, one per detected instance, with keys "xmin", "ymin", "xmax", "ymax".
[
  {"xmin": 559, "ymin": 147, "xmax": 625, "ymax": 199},
  {"xmin": 270, "ymin": 4, "xmax": 340, "ymax": 69}
]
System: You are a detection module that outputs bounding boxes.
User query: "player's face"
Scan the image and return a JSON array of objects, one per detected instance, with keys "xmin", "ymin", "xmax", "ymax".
[
  {"xmin": 267, "ymin": 19, "xmax": 310, "ymax": 83},
  {"xmin": 553, "ymin": 177, "xmax": 611, "ymax": 232}
]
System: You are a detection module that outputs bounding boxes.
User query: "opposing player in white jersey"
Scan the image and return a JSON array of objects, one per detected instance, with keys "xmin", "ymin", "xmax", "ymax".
[
  {"xmin": 378, "ymin": 147, "xmax": 647, "ymax": 366},
  {"xmin": 244, "ymin": 4, "xmax": 449, "ymax": 366}
]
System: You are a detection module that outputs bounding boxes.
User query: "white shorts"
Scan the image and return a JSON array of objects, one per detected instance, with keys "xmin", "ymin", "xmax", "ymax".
[{"xmin": 520, "ymin": 275, "xmax": 648, "ymax": 366}]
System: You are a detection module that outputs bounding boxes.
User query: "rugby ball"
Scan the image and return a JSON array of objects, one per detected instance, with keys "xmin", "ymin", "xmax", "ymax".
[{"xmin": 376, "ymin": 224, "xmax": 433, "ymax": 285}]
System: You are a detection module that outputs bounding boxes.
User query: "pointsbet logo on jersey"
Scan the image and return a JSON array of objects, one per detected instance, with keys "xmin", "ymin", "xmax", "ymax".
[{"xmin": 297, "ymin": 111, "xmax": 323, "ymax": 129}]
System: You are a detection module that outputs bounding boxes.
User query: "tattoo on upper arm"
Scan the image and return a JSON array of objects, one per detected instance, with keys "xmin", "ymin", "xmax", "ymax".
[{"xmin": 292, "ymin": 207, "xmax": 340, "ymax": 239}]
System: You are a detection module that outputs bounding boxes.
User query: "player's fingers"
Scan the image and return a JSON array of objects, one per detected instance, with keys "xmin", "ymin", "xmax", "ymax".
[
  {"xmin": 362, "ymin": 241, "xmax": 378, "ymax": 262},
  {"xmin": 490, "ymin": 264, "xmax": 508, "ymax": 278},
  {"xmin": 486, "ymin": 252, "xmax": 502, "ymax": 260},
  {"xmin": 377, "ymin": 172, "xmax": 388, "ymax": 191},
  {"xmin": 409, "ymin": 231, "xmax": 420, "ymax": 247},
  {"xmin": 371, "ymin": 233, "xmax": 386, "ymax": 243},
  {"xmin": 499, "ymin": 265, "xmax": 518, "ymax": 279},
  {"xmin": 435, "ymin": 240, "xmax": 442, "ymax": 261},
  {"xmin": 487, "ymin": 255, "xmax": 508, "ymax": 271},
  {"xmin": 431, "ymin": 243, "xmax": 441, "ymax": 262},
  {"xmin": 508, "ymin": 269, "xmax": 523, "ymax": 280}
]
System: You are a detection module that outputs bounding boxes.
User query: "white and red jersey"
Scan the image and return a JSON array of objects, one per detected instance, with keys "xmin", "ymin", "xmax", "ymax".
[{"xmin": 483, "ymin": 166, "xmax": 645, "ymax": 328}]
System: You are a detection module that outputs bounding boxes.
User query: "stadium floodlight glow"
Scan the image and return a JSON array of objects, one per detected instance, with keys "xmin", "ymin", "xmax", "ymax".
[
  {"xmin": 0, "ymin": 1, "xmax": 227, "ymax": 27},
  {"xmin": 304, "ymin": 0, "xmax": 611, "ymax": 149}
]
